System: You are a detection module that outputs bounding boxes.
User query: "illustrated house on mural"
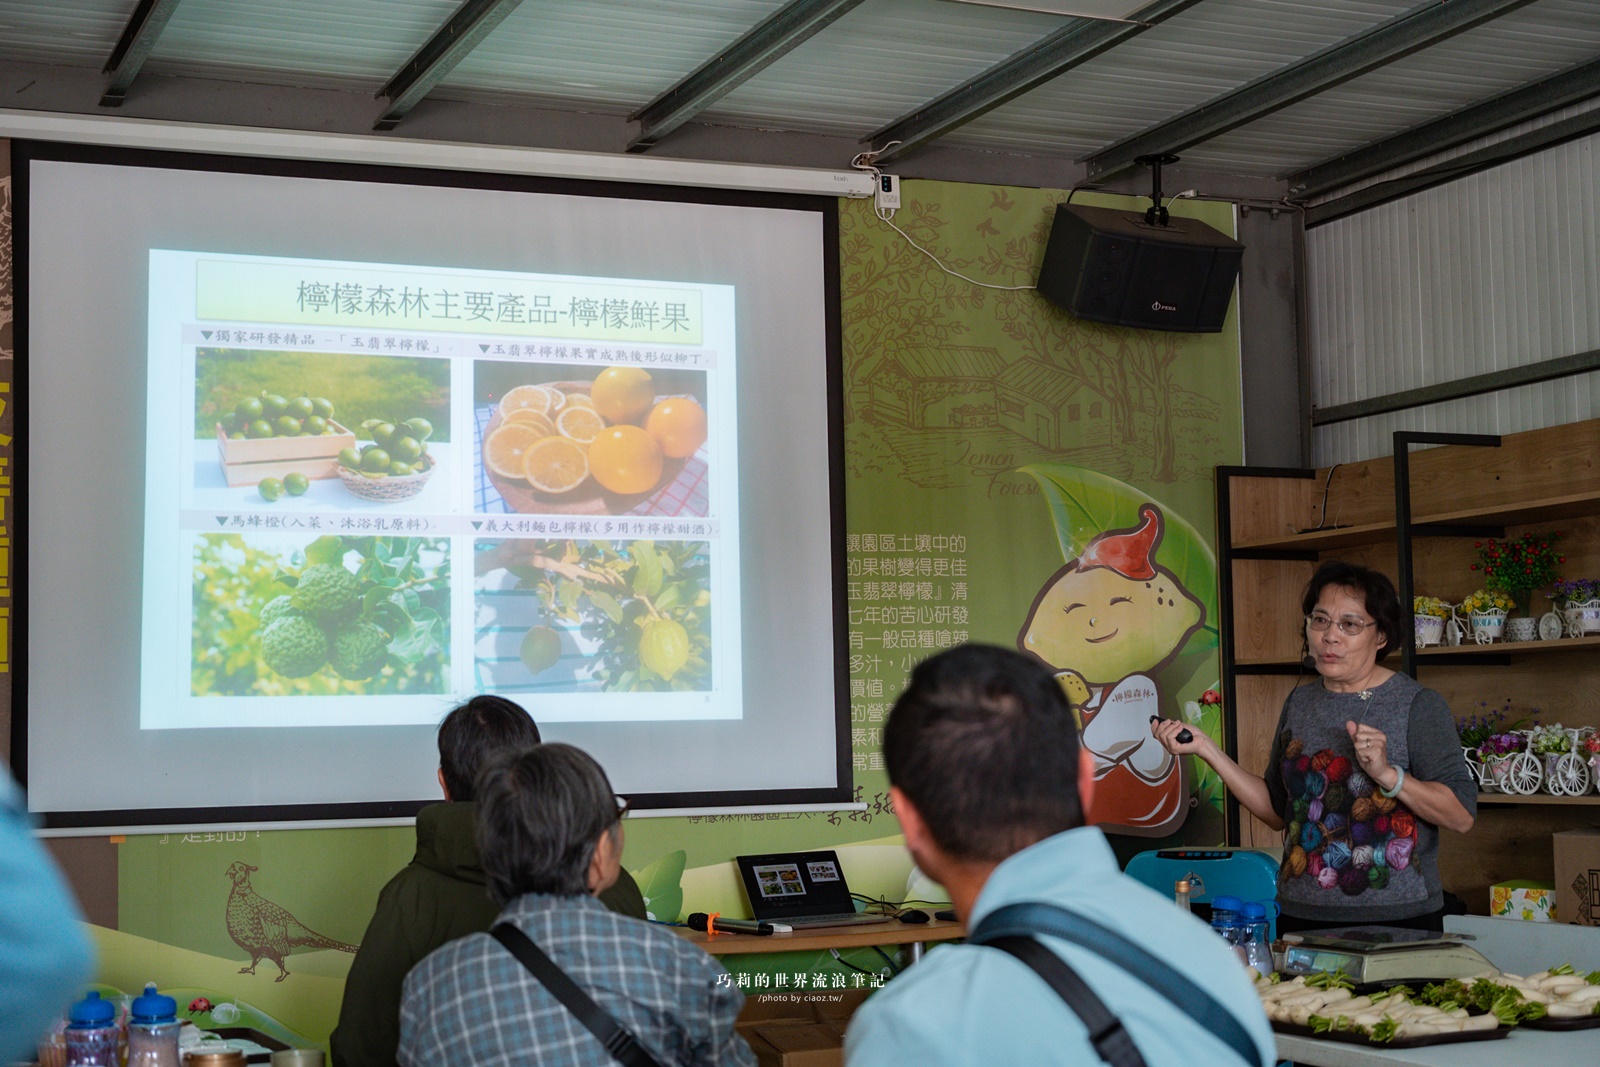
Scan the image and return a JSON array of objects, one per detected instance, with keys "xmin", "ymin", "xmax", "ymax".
[
  {"xmin": 868, "ymin": 346, "xmax": 1004, "ymax": 428},
  {"xmin": 996, "ymin": 358, "xmax": 1112, "ymax": 449}
]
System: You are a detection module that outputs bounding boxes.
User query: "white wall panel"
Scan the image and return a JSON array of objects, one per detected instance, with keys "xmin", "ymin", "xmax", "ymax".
[{"xmin": 1307, "ymin": 127, "xmax": 1600, "ymax": 466}]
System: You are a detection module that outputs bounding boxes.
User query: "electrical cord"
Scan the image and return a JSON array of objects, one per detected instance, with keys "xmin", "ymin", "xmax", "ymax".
[{"xmin": 849, "ymin": 148, "xmax": 1036, "ymax": 293}]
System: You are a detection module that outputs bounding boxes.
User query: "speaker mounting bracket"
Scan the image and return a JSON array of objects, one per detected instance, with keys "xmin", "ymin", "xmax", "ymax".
[{"xmin": 1134, "ymin": 153, "xmax": 1180, "ymax": 227}]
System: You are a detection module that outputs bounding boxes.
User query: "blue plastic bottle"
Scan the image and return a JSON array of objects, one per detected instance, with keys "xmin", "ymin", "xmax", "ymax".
[
  {"xmin": 64, "ymin": 991, "xmax": 120, "ymax": 1067},
  {"xmin": 1240, "ymin": 901, "xmax": 1275, "ymax": 974},
  {"xmin": 128, "ymin": 984, "xmax": 181, "ymax": 1067},
  {"xmin": 1208, "ymin": 894, "xmax": 1248, "ymax": 964}
]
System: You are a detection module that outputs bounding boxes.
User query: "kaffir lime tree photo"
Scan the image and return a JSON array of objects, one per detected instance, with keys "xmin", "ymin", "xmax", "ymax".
[
  {"xmin": 193, "ymin": 534, "xmax": 451, "ymax": 696},
  {"xmin": 474, "ymin": 538, "xmax": 710, "ymax": 693}
]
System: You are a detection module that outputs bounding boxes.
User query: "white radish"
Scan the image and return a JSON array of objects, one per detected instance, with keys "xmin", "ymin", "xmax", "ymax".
[
  {"xmin": 1544, "ymin": 1002, "xmax": 1597, "ymax": 1018},
  {"xmin": 1539, "ymin": 976, "xmax": 1588, "ymax": 994},
  {"xmin": 1459, "ymin": 1014, "xmax": 1499, "ymax": 1032}
]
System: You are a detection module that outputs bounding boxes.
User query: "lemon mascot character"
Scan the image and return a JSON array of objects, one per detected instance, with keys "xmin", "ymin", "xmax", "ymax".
[{"xmin": 1018, "ymin": 504, "xmax": 1203, "ymax": 836}]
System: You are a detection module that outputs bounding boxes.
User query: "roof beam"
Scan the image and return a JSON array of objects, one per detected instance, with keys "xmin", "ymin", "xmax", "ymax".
[
  {"xmin": 628, "ymin": 0, "xmax": 868, "ymax": 153},
  {"xmin": 863, "ymin": 0, "xmax": 1205, "ymax": 165},
  {"xmin": 375, "ymin": 0, "xmax": 525, "ymax": 131},
  {"xmin": 1304, "ymin": 104, "xmax": 1600, "ymax": 226},
  {"xmin": 1082, "ymin": 0, "xmax": 1542, "ymax": 181},
  {"xmin": 1288, "ymin": 55, "xmax": 1600, "ymax": 198},
  {"xmin": 100, "ymin": 0, "xmax": 185, "ymax": 107}
]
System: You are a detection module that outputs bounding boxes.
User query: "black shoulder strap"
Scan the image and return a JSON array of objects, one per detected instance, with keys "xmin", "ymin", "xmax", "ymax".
[
  {"xmin": 490, "ymin": 923, "xmax": 665, "ymax": 1067},
  {"xmin": 971, "ymin": 902, "xmax": 1266, "ymax": 1067},
  {"xmin": 983, "ymin": 934, "xmax": 1147, "ymax": 1067}
]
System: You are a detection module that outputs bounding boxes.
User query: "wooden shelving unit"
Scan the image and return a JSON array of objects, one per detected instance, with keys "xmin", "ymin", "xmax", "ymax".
[
  {"xmin": 1215, "ymin": 418, "xmax": 1600, "ymax": 912},
  {"xmin": 1474, "ymin": 793, "xmax": 1600, "ymax": 806}
]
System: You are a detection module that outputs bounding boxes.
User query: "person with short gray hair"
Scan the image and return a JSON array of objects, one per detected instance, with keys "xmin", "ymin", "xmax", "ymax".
[
  {"xmin": 398, "ymin": 744, "xmax": 753, "ymax": 1067},
  {"xmin": 333, "ymin": 697, "xmax": 646, "ymax": 1067}
]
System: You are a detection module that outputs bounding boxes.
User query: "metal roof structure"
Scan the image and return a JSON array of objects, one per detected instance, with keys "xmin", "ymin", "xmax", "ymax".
[{"xmin": 0, "ymin": 0, "xmax": 1597, "ymax": 200}]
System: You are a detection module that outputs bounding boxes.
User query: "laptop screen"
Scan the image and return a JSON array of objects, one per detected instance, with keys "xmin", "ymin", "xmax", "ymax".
[{"xmin": 736, "ymin": 849, "xmax": 857, "ymax": 919}]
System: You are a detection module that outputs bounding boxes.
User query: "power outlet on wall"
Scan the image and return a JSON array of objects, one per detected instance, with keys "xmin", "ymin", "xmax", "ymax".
[{"xmin": 875, "ymin": 173, "xmax": 901, "ymax": 211}]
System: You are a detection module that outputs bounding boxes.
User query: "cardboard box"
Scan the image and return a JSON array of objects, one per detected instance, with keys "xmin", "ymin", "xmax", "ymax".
[
  {"xmin": 1554, "ymin": 828, "xmax": 1600, "ymax": 927},
  {"xmin": 1490, "ymin": 879, "xmax": 1556, "ymax": 922},
  {"xmin": 736, "ymin": 989, "xmax": 871, "ymax": 1067}
]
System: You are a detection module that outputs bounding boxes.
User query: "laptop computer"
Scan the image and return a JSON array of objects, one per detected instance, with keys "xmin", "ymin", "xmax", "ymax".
[{"xmin": 735, "ymin": 850, "xmax": 895, "ymax": 929}]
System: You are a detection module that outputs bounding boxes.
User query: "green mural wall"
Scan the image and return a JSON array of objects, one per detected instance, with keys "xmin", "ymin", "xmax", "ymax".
[{"xmin": 91, "ymin": 178, "xmax": 1244, "ymax": 1049}]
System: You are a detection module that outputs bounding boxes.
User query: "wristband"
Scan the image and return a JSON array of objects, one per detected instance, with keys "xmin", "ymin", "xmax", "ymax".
[{"xmin": 1379, "ymin": 766, "xmax": 1405, "ymax": 798}]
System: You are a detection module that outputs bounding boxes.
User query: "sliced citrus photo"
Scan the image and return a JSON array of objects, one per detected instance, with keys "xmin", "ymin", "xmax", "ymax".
[
  {"xmin": 557, "ymin": 405, "xmax": 606, "ymax": 445},
  {"xmin": 588, "ymin": 424, "xmax": 664, "ymax": 495},
  {"xmin": 523, "ymin": 436, "xmax": 590, "ymax": 494},
  {"xmin": 560, "ymin": 391, "xmax": 595, "ymax": 410},
  {"xmin": 590, "ymin": 367, "xmax": 655, "ymax": 424},
  {"xmin": 505, "ymin": 409, "xmax": 558, "ymax": 437},
  {"xmin": 483, "ymin": 422, "xmax": 546, "ymax": 481},
  {"xmin": 540, "ymin": 385, "xmax": 566, "ymax": 416},
  {"xmin": 498, "ymin": 384, "xmax": 552, "ymax": 420}
]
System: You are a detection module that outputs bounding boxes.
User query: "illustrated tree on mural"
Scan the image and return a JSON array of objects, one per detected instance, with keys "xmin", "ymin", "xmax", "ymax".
[
  {"xmin": 1120, "ymin": 330, "xmax": 1188, "ymax": 482},
  {"xmin": 839, "ymin": 198, "xmax": 983, "ymax": 422}
]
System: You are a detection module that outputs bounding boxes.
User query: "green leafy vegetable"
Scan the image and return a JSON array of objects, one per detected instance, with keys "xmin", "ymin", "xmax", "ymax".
[
  {"xmin": 1370, "ymin": 1017, "xmax": 1398, "ymax": 1043},
  {"xmin": 1550, "ymin": 963, "xmax": 1576, "ymax": 977}
]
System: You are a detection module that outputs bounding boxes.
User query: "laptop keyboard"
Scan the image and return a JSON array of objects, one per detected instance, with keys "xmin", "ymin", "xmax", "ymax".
[{"xmin": 778, "ymin": 913, "xmax": 896, "ymax": 929}]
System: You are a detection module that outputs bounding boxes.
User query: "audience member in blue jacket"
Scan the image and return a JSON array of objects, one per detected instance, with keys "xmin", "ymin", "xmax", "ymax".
[{"xmin": 0, "ymin": 770, "xmax": 94, "ymax": 1059}]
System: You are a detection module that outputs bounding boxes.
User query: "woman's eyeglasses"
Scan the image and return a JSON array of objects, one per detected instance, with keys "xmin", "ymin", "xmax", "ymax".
[{"xmin": 1305, "ymin": 613, "xmax": 1377, "ymax": 637}]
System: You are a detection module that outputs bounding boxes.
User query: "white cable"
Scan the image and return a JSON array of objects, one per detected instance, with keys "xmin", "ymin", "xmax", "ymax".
[{"xmin": 849, "ymin": 148, "xmax": 1036, "ymax": 293}]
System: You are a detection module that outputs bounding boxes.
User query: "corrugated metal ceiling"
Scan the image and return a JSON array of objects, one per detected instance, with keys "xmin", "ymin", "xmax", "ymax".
[{"xmin": 0, "ymin": 0, "xmax": 1594, "ymax": 188}]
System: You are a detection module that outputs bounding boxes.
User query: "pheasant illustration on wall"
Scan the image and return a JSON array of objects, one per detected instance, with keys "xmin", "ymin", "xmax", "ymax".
[{"xmin": 224, "ymin": 861, "xmax": 358, "ymax": 981}]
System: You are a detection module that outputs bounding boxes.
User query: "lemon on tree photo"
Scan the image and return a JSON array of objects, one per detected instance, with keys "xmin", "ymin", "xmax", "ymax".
[{"xmin": 473, "ymin": 538, "xmax": 711, "ymax": 693}]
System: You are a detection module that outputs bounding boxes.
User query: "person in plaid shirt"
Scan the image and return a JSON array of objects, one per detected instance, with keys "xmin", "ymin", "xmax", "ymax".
[{"xmin": 399, "ymin": 743, "xmax": 753, "ymax": 1066}]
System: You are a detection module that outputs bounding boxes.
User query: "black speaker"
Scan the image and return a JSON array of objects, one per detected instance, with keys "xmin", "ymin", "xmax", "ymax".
[{"xmin": 1035, "ymin": 203, "xmax": 1244, "ymax": 333}]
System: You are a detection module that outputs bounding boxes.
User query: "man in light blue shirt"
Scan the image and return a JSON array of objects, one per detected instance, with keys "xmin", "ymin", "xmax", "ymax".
[
  {"xmin": 1, "ymin": 770, "xmax": 94, "ymax": 1059},
  {"xmin": 846, "ymin": 645, "xmax": 1274, "ymax": 1067}
]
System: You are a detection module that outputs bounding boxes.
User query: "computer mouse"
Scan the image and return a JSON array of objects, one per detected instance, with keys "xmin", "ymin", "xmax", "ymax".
[
  {"xmin": 934, "ymin": 909, "xmax": 958, "ymax": 922},
  {"xmin": 898, "ymin": 909, "xmax": 930, "ymax": 924}
]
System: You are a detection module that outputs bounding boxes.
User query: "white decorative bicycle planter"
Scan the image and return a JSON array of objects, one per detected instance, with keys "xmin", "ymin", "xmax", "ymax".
[
  {"xmin": 1414, "ymin": 614, "xmax": 1446, "ymax": 648},
  {"xmin": 1470, "ymin": 608, "xmax": 1508, "ymax": 644},
  {"xmin": 1562, "ymin": 598, "xmax": 1600, "ymax": 637}
]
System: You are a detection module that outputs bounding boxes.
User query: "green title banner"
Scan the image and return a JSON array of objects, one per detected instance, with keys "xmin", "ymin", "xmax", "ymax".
[{"xmin": 196, "ymin": 260, "xmax": 704, "ymax": 345}]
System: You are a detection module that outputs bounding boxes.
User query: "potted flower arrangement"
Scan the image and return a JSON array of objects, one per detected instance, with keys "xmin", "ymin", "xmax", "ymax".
[
  {"xmin": 1459, "ymin": 589, "xmax": 1514, "ymax": 644},
  {"xmin": 1551, "ymin": 577, "xmax": 1600, "ymax": 636},
  {"xmin": 1471, "ymin": 532, "xmax": 1564, "ymax": 641},
  {"xmin": 1412, "ymin": 595, "xmax": 1453, "ymax": 648}
]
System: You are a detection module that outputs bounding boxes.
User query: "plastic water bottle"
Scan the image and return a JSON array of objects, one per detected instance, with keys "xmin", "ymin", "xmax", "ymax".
[
  {"xmin": 64, "ymin": 991, "xmax": 120, "ymax": 1067},
  {"xmin": 1209, "ymin": 894, "xmax": 1249, "ymax": 965},
  {"xmin": 127, "ymin": 984, "xmax": 181, "ymax": 1067},
  {"xmin": 1240, "ymin": 902, "xmax": 1275, "ymax": 974}
]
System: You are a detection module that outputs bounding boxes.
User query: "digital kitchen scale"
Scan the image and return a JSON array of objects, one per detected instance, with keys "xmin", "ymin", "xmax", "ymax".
[{"xmin": 1280, "ymin": 926, "xmax": 1498, "ymax": 984}]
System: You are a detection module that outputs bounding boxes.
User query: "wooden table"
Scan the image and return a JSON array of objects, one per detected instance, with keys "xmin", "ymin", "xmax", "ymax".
[{"xmin": 675, "ymin": 917, "xmax": 966, "ymax": 961}]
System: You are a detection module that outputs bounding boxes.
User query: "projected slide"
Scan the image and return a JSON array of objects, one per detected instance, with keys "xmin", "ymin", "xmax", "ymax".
[{"xmin": 145, "ymin": 250, "xmax": 739, "ymax": 730}]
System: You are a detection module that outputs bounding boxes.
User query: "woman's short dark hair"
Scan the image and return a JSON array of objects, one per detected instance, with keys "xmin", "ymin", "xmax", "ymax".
[
  {"xmin": 1302, "ymin": 560, "xmax": 1404, "ymax": 659},
  {"xmin": 884, "ymin": 644, "xmax": 1084, "ymax": 864},
  {"xmin": 438, "ymin": 695, "xmax": 541, "ymax": 802},
  {"xmin": 476, "ymin": 743, "xmax": 619, "ymax": 904}
]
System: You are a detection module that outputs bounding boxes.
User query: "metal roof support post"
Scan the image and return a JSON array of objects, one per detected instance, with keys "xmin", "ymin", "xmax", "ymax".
[
  {"xmin": 862, "ymin": 0, "xmax": 1203, "ymax": 165},
  {"xmin": 100, "ymin": 0, "xmax": 186, "ymax": 107},
  {"xmin": 1082, "ymin": 0, "xmax": 1541, "ymax": 182},
  {"xmin": 628, "ymin": 0, "xmax": 869, "ymax": 153},
  {"xmin": 374, "ymin": 0, "xmax": 526, "ymax": 131}
]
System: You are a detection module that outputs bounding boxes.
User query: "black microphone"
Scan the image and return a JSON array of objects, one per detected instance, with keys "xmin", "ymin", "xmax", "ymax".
[
  {"xmin": 686, "ymin": 912, "xmax": 779, "ymax": 935},
  {"xmin": 1150, "ymin": 714, "xmax": 1193, "ymax": 745}
]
